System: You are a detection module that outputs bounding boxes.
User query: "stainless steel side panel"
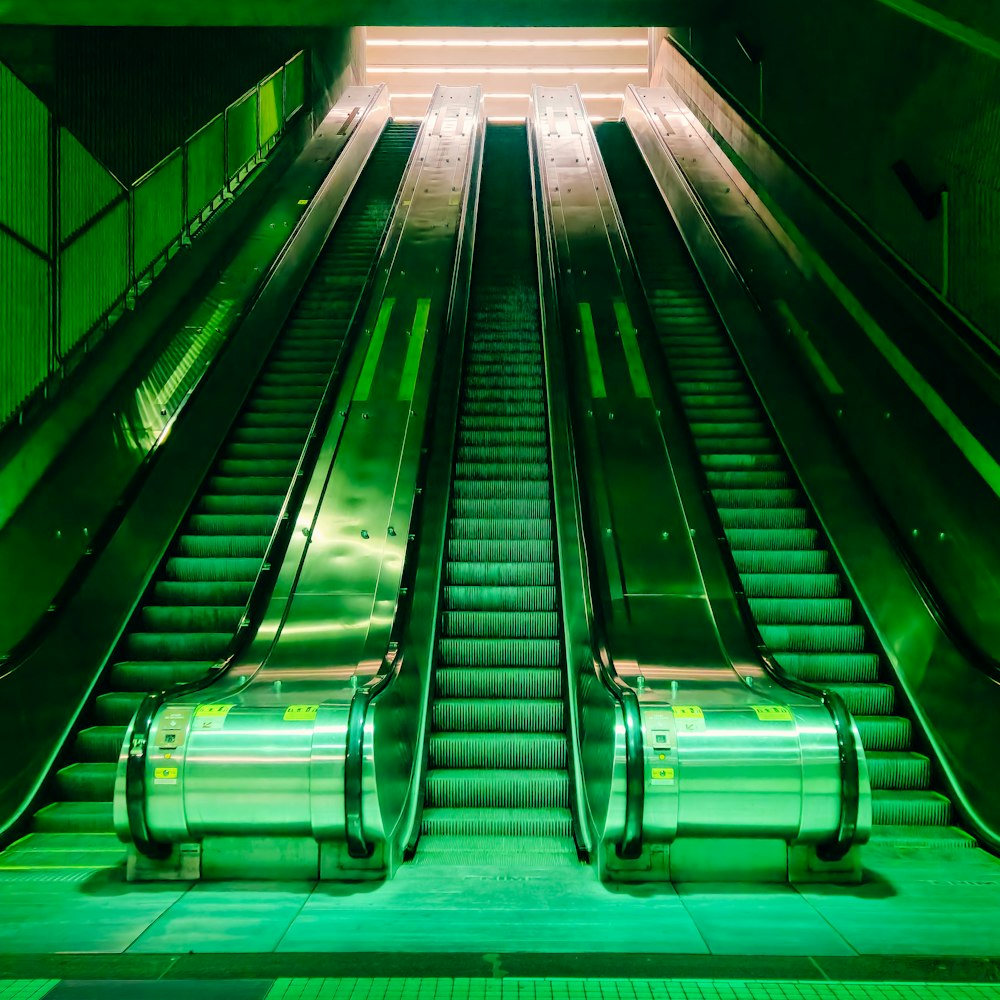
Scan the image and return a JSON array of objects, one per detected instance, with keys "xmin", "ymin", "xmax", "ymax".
[
  {"xmin": 0, "ymin": 86, "xmax": 390, "ymax": 845},
  {"xmin": 531, "ymin": 85, "xmax": 868, "ymax": 857},
  {"xmin": 121, "ymin": 88, "xmax": 486, "ymax": 864},
  {"xmin": 623, "ymin": 84, "xmax": 1000, "ymax": 848}
]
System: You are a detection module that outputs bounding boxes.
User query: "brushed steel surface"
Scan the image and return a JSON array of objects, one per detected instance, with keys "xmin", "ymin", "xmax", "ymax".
[
  {"xmin": 531, "ymin": 85, "xmax": 869, "ymax": 863},
  {"xmin": 122, "ymin": 87, "xmax": 485, "ymax": 872},
  {"xmin": 622, "ymin": 84, "xmax": 1000, "ymax": 850},
  {"xmin": 0, "ymin": 87, "xmax": 390, "ymax": 846}
]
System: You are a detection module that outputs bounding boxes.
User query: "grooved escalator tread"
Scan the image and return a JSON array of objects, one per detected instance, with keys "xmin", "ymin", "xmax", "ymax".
[{"xmin": 419, "ymin": 125, "xmax": 576, "ymax": 864}]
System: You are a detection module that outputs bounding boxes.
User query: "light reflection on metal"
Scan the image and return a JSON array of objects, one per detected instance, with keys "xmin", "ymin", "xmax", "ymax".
[
  {"xmin": 530, "ymin": 84, "xmax": 870, "ymax": 876},
  {"xmin": 118, "ymin": 87, "xmax": 486, "ymax": 878}
]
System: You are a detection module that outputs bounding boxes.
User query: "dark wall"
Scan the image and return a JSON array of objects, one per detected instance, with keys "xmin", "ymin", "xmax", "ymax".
[
  {"xmin": 665, "ymin": 4, "xmax": 1000, "ymax": 344},
  {"xmin": 1, "ymin": 26, "xmax": 358, "ymax": 182}
]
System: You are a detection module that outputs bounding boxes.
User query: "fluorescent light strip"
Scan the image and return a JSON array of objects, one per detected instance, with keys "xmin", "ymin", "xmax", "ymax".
[
  {"xmin": 370, "ymin": 66, "xmax": 645, "ymax": 74},
  {"xmin": 389, "ymin": 92, "xmax": 627, "ymax": 100},
  {"xmin": 368, "ymin": 39, "xmax": 648, "ymax": 47}
]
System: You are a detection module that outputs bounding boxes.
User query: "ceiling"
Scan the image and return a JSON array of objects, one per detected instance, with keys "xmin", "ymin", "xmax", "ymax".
[{"xmin": 367, "ymin": 27, "xmax": 649, "ymax": 121}]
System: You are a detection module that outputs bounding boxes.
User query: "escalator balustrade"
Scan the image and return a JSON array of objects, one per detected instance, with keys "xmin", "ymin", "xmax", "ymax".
[
  {"xmin": 596, "ymin": 122, "xmax": 973, "ymax": 849},
  {"xmin": 27, "ymin": 124, "xmax": 419, "ymax": 848}
]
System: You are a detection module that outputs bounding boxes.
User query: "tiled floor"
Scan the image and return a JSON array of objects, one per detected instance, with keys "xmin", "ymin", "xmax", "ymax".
[
  {"xmin": 2, "ymin": 980, "xmax": 999, "ymax": 1000},
  {"xmin": 1, "ymin": 843, "xmax": 999, "ymax": 959}
]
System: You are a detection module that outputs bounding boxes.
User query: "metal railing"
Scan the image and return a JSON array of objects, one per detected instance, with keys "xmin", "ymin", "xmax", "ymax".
[{"xmin": 0, "ymin": 50, "xmax": 307, "ymax": 430}]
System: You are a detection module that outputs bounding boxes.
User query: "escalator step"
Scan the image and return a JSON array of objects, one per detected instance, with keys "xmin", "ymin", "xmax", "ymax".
[
  {"xmin": 452, "ymin": 479, "xmax": 550, "ymax": 500},
  {"xmin": 443, "ymin": 586, "xmax": 556, "ymax": 613},
  {"xmin": 432, "ymin": 699, "xmax": 563, "ymax": 733},
  {"xmin": 700, "ymin": 453, "xmax": 783, "ymax": 471},
  {"xmin": 429, "ymin": 732, "xmax": 566, "ymax": 769},
  {"xmin": 872, "ymin": 789, "xmax": 952, "ymax": 826},
  {"xmin": 436, "ymin": 666, "xmax": 561, "ymax": 700},
  {"xmin": 74, "ymin": 726, "xmax": 128, "ymax": 761},
  {"xmin": 696, "ymin": 437, "xmax": 775, "ymax": 455},
  {"xmin": 445, "ymin": 561, "xmax": 554, "ymax": 587},
  {"xmin": 741, "ymin": 573, "xmax": 841, "ymax": 598},
  {"xmin": 438, "ymin": 637, "xmax": 561, "ymax": 668},
  {"xmin": 425, "ymin": 769, "xmax": 568, "ymax": 809},
  {"xmin": 748, "ymin": 597, "xmax": 854, "ymax": 625},
  {"xmin": 719, "ymin": 508, "xmax": 809, "ymax": 530},
  {"xmin": 706, "ymin": 470, "xmax": 792, "ymax": 489},
  {"xmin": 448, "ymin": 517, "xmax": 551, "ymax": 541},
  {"xmin": 712, "ymin": 488, "xmax": 800, "ymax": 508},
  {"xmin": 442, "ymin": 611, "xmax": 558, "ymax": 639},
  {"xmin": 174, "ymin": 535, "xmax": 269, "ymax": 559},
  {"xmin": 197, "ymin": 494, "xmax": 284, "ymax": 515},
  {"xmin": 451, "ymin": 498, "xmax": 550, "ymax": 520},
  {"xmin": 222, "ymin": 441, "xmax": 304, "ymax": 461},
  {"xmin": 107, "ymin": 660, "xmax": 215, "ymax": 690},
  {"xmin": 411, "ymin": 834, "xmax": 577, "ymax": 867},
  {"xmin": 230, "ymin": 426, "xmax": 306, "ymax": 445},
  {"xmin": 1, "ymin": 831, "xmax": 125, "ymax": 868},
  {"xmin": 215, "ymin": 458, "xmax": 298, "ymax": 478},
  {"xmin": 151, "ymin": 581, "xmax": 254, "ymax": 606},
  {"xmin": 184, "ymin": 514, "xmax": 278, "ymax": 536},
  {"xmin": 163, "ymin": 557, "xmax": 261, "ymax": 582},
  {"xmin": 122, "ymin": 631, "xmax": 232, "ymax": 662},
  {"xmin": 856, "ymin": 715, "xmax": 912, "ymax": 751},
  {"xmin": 204, "ymin": 476, "xmax": 288, "ymax": 495},
  {"xmin": 690, "ymin": 421, "xmax": 770, "ymax": 437},
  {"xmin": 55, "ymin": 762, "xmax": 116, "ymax": 801},
  {"xmin": 724, "ymin": 528, "xmax": 819, "ymax": 550},
  {"xmin": 94, "ymin": 691, "xmax": 145, "ymax": 725},
  {"xmin": 447, "ymin": 539, "xmax": 553, "ymax": 563},
  {"xmin": 454, "ymin": 462, "xmax": 549, "ymax": 481},
  {"xmin": 772, "ymin": 651, "xmax": 879, "ymax": 683},
  {"xmin": 731, "ymin": 550, "xmax": 828, "ymax": 574},
  {"xmin": 825, "ymin": 682, "xmax": 894, "ymax": 715},
  {"xmin": 868, "ymin": 824, "xmax": 977, "ymax": 848},
  {"xmin": 758, "ymin": 623, "xmax": 866, "ymax": 652},
  {"xmin": 140, "ymin": 605, "xmax": 244, "ymax": 633},
  {"xmin": 32, "ymin": 801, "xmax": 113, "ymax": 833},
  {"xmin": 865, "ymin": 751, "xmax": 931, "ymax": 790},
  {"xmin": 420, "ymin": 807, "xmax": 572, "ymax": 838}
]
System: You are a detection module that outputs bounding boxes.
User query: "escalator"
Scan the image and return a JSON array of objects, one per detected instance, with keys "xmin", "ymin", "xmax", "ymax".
[
  {"xmin": 596, "ymin": 122, "xmax": 973, "ymax": 849},
  {"xmin": 17, "ymin": 122, "xmax": 419, "ymax": 859},
  {"xmin": 417, "ymin": 124, "xmax": 576, "ymax": 867}
]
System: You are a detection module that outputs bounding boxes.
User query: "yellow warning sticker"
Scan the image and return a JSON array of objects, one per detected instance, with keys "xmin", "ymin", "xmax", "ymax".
[
  {"xmin": 283, "ymin": 705, "xmax": 319, "ymax": 722},
  {"xmin": 651, "ymin": 767, "xmax": 675, "ymax": 781},
  {"xmin": 751, "ymin": 704, "xmax": 794, "ymax": 721},
  {"xmin": 671, "ymin": 706, "xmax": 703, "ymax": 719},
  {"xmin": 154, "ymin": 767, "xmax": 178, "ymax": 780},
  {"xmin": 297, "ymin": 198, "xmax": 309, "ymax": 205},
  {"xmin": 195, "ymin": 704, "xmax": 234, "ymax": 718}
]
